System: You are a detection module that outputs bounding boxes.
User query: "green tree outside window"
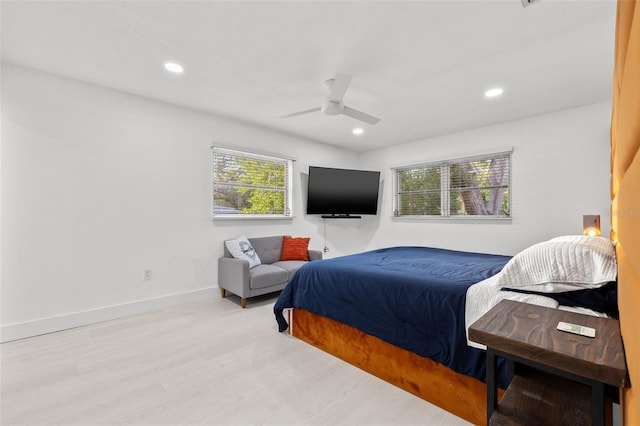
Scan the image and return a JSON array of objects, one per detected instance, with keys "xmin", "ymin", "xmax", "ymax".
[
  {"xmin": 213, "ymin": 149, "xmax": 292, "ymax": 217},
  {"xmin": 393, "ymin": 152, "xmax": 511, "ymax": 218}
]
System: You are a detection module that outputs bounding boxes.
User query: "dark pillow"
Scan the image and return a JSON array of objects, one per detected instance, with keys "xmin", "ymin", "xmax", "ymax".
[{"xmin": 501, "ymin": 281, "xmax": 618, "ymax": 318}]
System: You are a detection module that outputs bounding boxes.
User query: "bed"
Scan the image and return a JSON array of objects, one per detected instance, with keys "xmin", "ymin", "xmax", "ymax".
[
  {"xmin": 273, "ymin": 238, "xmax": 618, "ymax": 424},
  {"xmin": 275, "ymin": 246, "xmax": 512, "ymax": 383}
]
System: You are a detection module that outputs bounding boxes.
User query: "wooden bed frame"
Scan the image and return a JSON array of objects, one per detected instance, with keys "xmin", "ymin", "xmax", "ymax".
[{"xmin": 289, "ymin": 308, "xmax": 502, "ymax": 425}]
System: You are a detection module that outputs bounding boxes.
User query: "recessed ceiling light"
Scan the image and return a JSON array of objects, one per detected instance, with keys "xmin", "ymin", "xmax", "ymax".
[
  {"xmin": 352, "ymin": 128, "xmax": 364, "ymax": 135},
  {"xmin": 164, "ymin": 62, "xmax": 184, "ymax": 73},
  {"xmin": 485, "ymin": 87, "xmax": 503, "ymax": 98}
]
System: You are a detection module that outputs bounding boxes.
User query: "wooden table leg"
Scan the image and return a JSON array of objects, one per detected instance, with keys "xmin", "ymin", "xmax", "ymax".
[
  {"xmin": 592, "ymin": 381, "xmax": 605, "ymax": 426},
  {"xmin": 486, "ymin": 349, "xmax": 498, "ymax": 425}
]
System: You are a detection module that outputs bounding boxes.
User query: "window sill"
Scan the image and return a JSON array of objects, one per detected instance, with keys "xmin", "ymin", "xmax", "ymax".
[
  {"xmin": 392, "ymin": 216, "xmax": 512, "ymax": 224},
  {"xmin": 213, "ymin": 215, "xmax": 294, "ymax": 221}
]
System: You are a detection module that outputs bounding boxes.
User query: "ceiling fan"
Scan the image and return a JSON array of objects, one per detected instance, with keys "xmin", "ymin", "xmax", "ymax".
[{"xmin": 282, "ymin": 73, "xmax": 381, "ymax": 125}]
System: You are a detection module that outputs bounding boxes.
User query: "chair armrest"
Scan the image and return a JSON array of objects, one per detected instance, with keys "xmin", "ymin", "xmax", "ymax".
[
  {"xmin": 218, "ymin": 256, "xmax": 250, "ymax": 297},
  {"xmin": 308, "ymin": 249, "xmax": 323, "ymax": 261}
]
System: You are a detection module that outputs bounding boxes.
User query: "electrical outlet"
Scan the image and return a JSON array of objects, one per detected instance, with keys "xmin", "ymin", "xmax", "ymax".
[{"xmin": 144, "ymin": 269, "xmax": 153, "ymax": 281}]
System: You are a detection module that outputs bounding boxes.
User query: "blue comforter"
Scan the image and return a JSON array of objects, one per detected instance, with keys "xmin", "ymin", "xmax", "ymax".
[{"xmin": 274, "ymin": 246, "xmax": 511, "ymax": 384}]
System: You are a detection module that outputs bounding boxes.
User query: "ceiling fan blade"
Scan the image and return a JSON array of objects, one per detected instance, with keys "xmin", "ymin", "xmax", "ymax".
[
  {"xmin": 343, "ymin": 106, "xmax": 381, "ymax": 125},
  {"xmin": 280, "ymin": 107, "xmax": 321, "ymax": 118},
  {"xmin": 328, "ymin": 73, "xmax": 352, "ymax": 102}
]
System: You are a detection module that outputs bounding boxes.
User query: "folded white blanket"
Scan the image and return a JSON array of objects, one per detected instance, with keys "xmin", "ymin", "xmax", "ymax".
[{"xmin": 465, "ymin": 274, "xmax": 559, "ymax": 350}]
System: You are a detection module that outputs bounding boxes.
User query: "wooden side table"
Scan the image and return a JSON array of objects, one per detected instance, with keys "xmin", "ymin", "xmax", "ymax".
[{"xmin": 469, "ymin": 299, "xmax": 628, "ymax": 425}]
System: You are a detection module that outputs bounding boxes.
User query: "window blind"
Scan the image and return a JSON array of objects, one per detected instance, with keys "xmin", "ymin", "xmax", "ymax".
[
  {"xmin": 212, "ymin": 147, "xmax": 293, "ymax": 217},
  {"xmin": 393, "ymin": 151, "xmax": 511, "ymax": 218}
]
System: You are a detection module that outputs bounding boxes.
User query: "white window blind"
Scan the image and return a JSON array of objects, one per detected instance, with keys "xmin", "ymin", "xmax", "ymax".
[
  {"xmin": 212, "ymin": 147, "xmax": 293, "ymax": 218},
  {"xmin": 393, "ymin": 151, "xmax": 511, "ymax": 218}
]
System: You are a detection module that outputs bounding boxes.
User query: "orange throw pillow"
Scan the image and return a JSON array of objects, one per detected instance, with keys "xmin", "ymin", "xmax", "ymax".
[{"xmin": 280, "ymin": 236, "xmax": 310, "ymax": 261}]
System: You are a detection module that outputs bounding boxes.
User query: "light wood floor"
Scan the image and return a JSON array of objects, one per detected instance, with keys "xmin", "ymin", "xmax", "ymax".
[{"xmin": 1, "ymin": 293, "xmax": 472, "ymax": 426}]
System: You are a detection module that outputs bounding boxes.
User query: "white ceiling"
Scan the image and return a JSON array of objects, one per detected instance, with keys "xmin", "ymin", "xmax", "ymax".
[{"xmin": 1, "ymin": 0, "xmax": 616, "ymax": 152}]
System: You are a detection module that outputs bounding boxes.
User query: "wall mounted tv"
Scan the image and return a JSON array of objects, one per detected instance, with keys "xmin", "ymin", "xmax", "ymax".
[{"xmin": 306, "ymin": 166, "xmax": 381, "ymax": 218}]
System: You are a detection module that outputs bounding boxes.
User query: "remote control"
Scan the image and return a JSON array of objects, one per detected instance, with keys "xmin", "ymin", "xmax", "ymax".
[{"xmin": 557, "ymin": 321, "xmax": 596, "ymax": 338}]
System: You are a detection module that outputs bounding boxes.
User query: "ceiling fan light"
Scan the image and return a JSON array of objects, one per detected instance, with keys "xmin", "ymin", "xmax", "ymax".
[{"xmin": 353, "ymin": 128, "xmax": 364, "ymax": 135}]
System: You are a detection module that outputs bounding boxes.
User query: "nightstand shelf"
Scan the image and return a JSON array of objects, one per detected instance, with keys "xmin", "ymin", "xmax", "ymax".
[
  {"xmin": 469, "ymin": 300, "xmax": 628, "ymax": 426},
  {"xmin": 490, "ymin": 369, "xmax": 592, "ymax": 425}
]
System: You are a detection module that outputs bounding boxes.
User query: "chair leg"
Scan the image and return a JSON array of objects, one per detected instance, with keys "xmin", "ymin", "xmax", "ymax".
[
  {"xmin": 241, "ymin": 298, "xmax": 247, "ymax": 308},
  {"xmin": 220, "ymin": 288, "xmax": 226, "ymax": 298}
]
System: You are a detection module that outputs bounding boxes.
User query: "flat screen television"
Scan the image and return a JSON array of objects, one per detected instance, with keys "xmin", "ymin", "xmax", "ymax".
[{"xmin": 306, "ymin": 166, "xmax": 381, "ymax": 218}]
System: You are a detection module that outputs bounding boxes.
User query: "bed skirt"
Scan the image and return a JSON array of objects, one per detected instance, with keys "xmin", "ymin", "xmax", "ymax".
[{"xmin": 289, "ymin": 308, "xmax": 501, "ymax": 425}]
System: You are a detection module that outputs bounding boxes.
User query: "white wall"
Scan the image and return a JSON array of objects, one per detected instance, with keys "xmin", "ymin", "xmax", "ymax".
[
  {"xmin": 0, "ymin": 63, "xmax": 358, "ymax": 341},
  {"xmin": 360, "ymin": 102, "xmax": 612, "ymax": 255},
  {"xmin": 1, "ymin": 62, "xmax": 612, "ymax": 341}
]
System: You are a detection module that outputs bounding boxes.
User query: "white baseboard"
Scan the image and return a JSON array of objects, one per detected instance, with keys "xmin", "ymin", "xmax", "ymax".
[{"xmin": 0, "ymin": 287, "xmax": 217, "ymax": 343}]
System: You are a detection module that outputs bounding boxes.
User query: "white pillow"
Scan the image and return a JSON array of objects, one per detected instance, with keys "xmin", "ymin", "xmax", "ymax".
[
  {"xmin": 225, "ymin": 236, "xmax": 261, "ymax": 268},
  {"xmin": 496, "ymin": 235, "xmax": 617, "ymax": 292}
]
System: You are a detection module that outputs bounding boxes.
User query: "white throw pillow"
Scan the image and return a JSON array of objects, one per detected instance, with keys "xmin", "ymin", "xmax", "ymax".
[
  {"xmin": 225, "ymin": 236, "xmax": 261, "ymax": 268},
  {"xmin": 496, "ymin": 235, "xmax": 617, "ymax": 292}
]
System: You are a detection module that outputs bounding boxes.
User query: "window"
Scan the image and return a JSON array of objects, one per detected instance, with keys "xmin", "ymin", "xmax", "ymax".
[
  {"xmin": 212, "ymin": 147, "xmax": 293, "ymax": 218},
  {"xmin": 393, "ymin": 151, "xmax": 511, "ymax": 218}
]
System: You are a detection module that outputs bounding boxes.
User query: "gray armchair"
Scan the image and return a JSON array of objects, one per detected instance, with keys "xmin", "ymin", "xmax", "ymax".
[{"xmin": 218, "ymin": 235, "xmax": 322, "ymax": 308}]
